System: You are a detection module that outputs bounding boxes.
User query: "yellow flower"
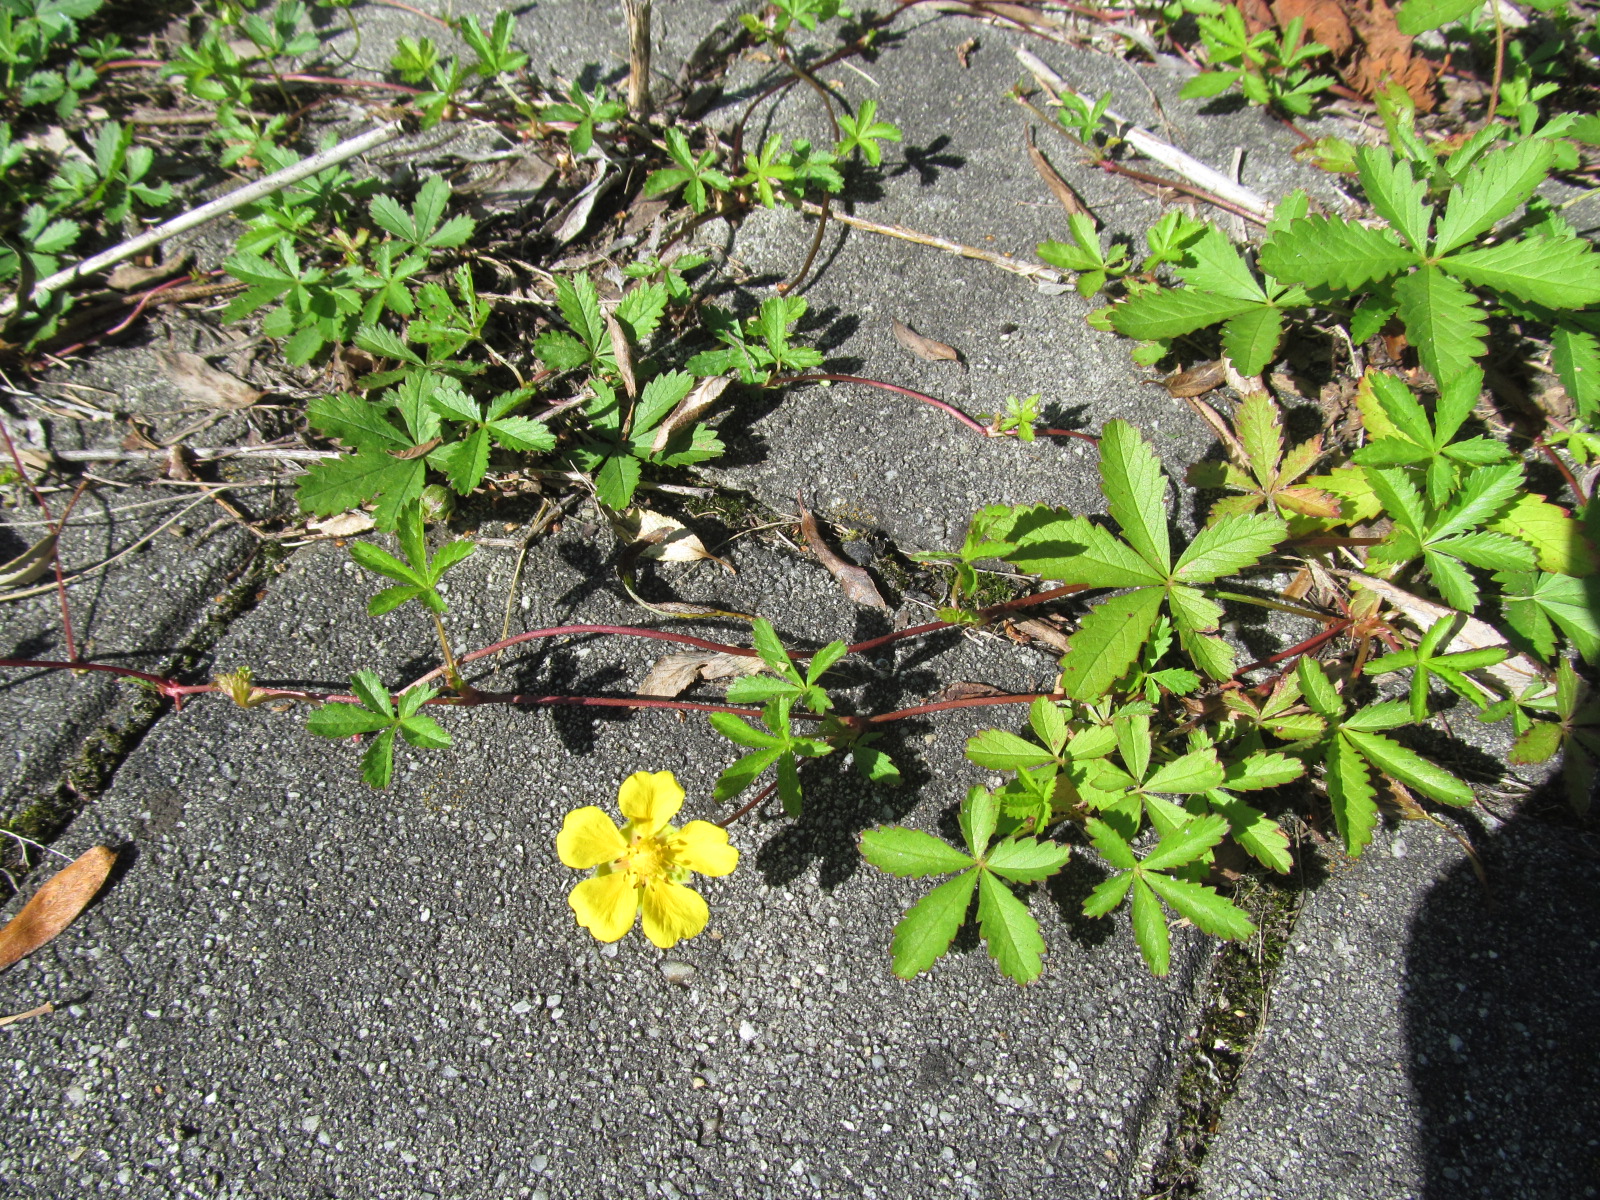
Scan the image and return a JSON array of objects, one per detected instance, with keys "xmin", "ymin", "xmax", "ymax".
[{"xmin": 556, "ymin": 770, "xmax": 738, "ymax": 949}]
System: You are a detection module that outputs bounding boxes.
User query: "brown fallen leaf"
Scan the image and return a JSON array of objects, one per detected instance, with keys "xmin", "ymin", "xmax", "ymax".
[
  {"xmin": 154, "ymin": 351, "xmax": 263, "ymax": 411},
  {"xmin": 1006, "ymin": 617, "xmax": 1073, "ymax": 653},
  {"xmin": 931, "ymin": 680, "xmax": 1011, "ymax": 703},
  {"xmin": 1025, "ymin": 126, "xmax": 1091, "ymax": 221},
  {"xmin": 389, "ymin": 437, "xmax": 441, "ymax": 460},
  {"xmin": 797, "ymin": 494, "xmax": 890, "ymax": 610},
  {"xmin": 0, "ymin": 846, "xmax": 116, "ymax": 973},
  {"xmin": 306, "ymin": 512, "xmax": 376, "ymax": 538},
  {"xmin": 639, "ymin": 651, "xmax": 766, "ymax": 698},
  {"xmin": 605, "ymin": 311, "xmax": 638, "ymax": 399},
  {"xmin": 107, "ymin": 254, "xmax": 190, "ymax": 292},
  {"xmin": 611, "ymin": 508, "xmax": 733, "ymax": 571},
  {"xmin": 650, "ymin": 375, "xmax": 732, "ymax": 456},
  {"xmin": 1161, "ymin": 360, "xmax": 1226, "ymax": 398},
  {"xmin": 891, "ymin": 320, "xmax": 961, "ymax": 365}
]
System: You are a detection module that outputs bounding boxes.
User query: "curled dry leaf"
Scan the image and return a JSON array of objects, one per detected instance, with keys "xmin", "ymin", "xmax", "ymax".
[
  {"xmin": 154, "ymin": 350, "xmax": 263, "ymax": 411},
  {"xmin": 650, "ymin": 375, "xmax": 731, "ymax": 456},
  {"xmin": 0, "ymin": 845, "xmax": 117, "ymax": 973},
  {"xmin": 891, "ymin": 320, "xmax": 962, "ymax": 365},
  {"xmin": 639, "ymin": 650, "xmax": 766, "ymax": 698},
  {"xmin": 931, "ymin": 680, "xmax": 1011, "ymax": 703},
  {"xmin": 0, "ymin": 531, "xmax": 58, "ymax": 591},
  {"xmin": 797, "ymin": 495, "xmax": 890, "ymax": 610},
  {"xmin": 1005, "ymin": 617, "xmax": 1074, "ymax": 653},
  {"xmin": 106, "ymin": 254, "xmax": 190, "ymax": 291},
  {"xmin": 605, "ymin": 311, "xmax": 638, "ymax": 399},
  {"xmin": 1350, "ymin": 573, "xmax": 1552, "ymax": 698},
  {"xmin": 306, "ymin": 512, "xmax": 376, "ymax": 538},
  {"xmin": 1161, "ymin": 360, "xmax": 1226, "ymax": 398},
  {"xmin": 1025, "ymin": 126, "xmax": 1091, "ymax": 221},
  {"xmin": 611, "ymin": 508, "xmax": 733, "ymax": 571}
]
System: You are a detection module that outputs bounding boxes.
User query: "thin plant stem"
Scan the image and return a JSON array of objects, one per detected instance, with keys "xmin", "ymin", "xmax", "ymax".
[
  {"xmin": 863, "ymin": 691, "xmax": 1056, "ymax": 725},
  {"xmin": 0, "ymin": 420, "xmax": 78, "ymax": 659},
  {"xmin": 1489, "ymin": 0, "xmax": 1506, "ymax": 123},
  {"xmin": 1233, "ymin": 618, "xmax": 1352, "ymax": 677},
  {"xmin": 1534, "ymin": 437, "xmax": 1585, "ymax": 504},
  {"xmin": 1206, "ymin": 589, "xmax": 1340, "ymax": 624},
  {"xmin": 717, "ymin": 781, "xmax": 778, "ymax": 828},
  {"xmin": 772, "ymin": 373, "xmax": 990, "ymax": 434},
  {"xmin": 430, "ymin": 611, "xmax": 463, "ymax": 690}
]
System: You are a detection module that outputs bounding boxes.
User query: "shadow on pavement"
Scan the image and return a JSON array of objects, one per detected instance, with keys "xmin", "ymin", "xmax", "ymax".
[{"xmin": 1405, "ymin": 797, "xmax": 1600, "ymax": 1199}]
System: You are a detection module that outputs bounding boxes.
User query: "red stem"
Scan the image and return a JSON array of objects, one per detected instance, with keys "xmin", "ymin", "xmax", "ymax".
[
  {"xmin": 1534, "ymin": 437, "xmax": 1586, "ymax": 504},
  {"xmin": 0, "ymin": 422, "xmax": 79, "ymax": 661},
  {"xmin": 1233, "ymin": 618, "xmax": 1352, "ymax": 677},
  {"xmin": 865, "ymin": 692, "xmax": 1055, "ymax": 725},
  {"xmin": 717, "ymin": 781, "xmax": 779, "ymax": 828},
  {"xmin": 773, "ymin": 373, "xmax": 990, "ymax": 434}
]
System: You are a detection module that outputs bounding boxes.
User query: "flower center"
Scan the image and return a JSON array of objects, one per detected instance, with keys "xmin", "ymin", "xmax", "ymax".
[{"xmin": 617, "ymin": 833, "xmax": 667, "ymax": 881}]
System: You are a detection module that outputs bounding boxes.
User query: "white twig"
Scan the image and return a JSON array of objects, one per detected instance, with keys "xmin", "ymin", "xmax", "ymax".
[
  {"xmin": 1016, "ymin": 48, "xmax": 1274, "ymax": 223},
  {"xmin": 0, "ymin": 120, "xmax": 408, "ymax": 318}
]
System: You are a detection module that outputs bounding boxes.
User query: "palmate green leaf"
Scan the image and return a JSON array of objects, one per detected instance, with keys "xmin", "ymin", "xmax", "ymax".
[
  {"xmin": 1098, "ymin": 420, "xmax": 1170, "ymax": 573},
  {"xmin": 1005, "ymin": 516, "xmax": 1164, "ymax": 587},
  {"xmin": 1433, "ymin": 530, "xmax": 1535, "ymax": 574},
  {"xmin": 984, "ymin": 837, "xmax": 1072, "ymax": 883},
  {"xmin": 555, "ymin": 272, "xmax": 607, "ymax": 358},
  {"xmin": 1130, "ymin": 877, "xmax": 1170, "ymax": 975},
  {"xmin": 1395, "ymin": 0, "xmax": 1483, "ymax": 34},
  {"xmin": 1141, "ymin": 812, "xmax": 1230, "ymax": 871},
  {"xmin": 1059, "ymin": 587, "xmax": 1165, "ymax": 700},
  {"xmin": 296, "ymin": 452, "xmax": 423, "ymax": 529},
  {"xmin": 1442, "ymin": 236, "xmax": 1600, "ymax": 310},
  {"xmin": 1552, "ymin": 321, "xmax": 1600, "ymax": 418},
  {"xmin": 1173, "ymin": 513, "xmax": 1287, "ymax": 582},
  {"xmin": 1500, "ymin": 571, "xmax": 1600, "ymax": 662},
  {"xmin": 1173, "ymin": 226, "xmax": 1268, "ymax": 302},
  {"xmin": 1394, "ymin": 265, "xmax": 1486, "ymax": 382},
  {"xmin": 976, "ymin": 871, "xmax": 1047, "ymax": 984},
  {"xmin": 306, "ymin": 700, "xmax": 394, "ymax": 737},
  {"xmin": 1258, "ymin": 215, "xmax": 1415, "ymax": 292},
  {"xmin": 1084, "ymin": 871, "xmax": 1135, "ymax": 918},
  {"xmin": 1344, "ymin": 728, "xmax": 1474, "ymax": 806},
  {"xmin": 1143, "ymin": 871, "xmax": 1256, "ymax": 940},
  {"xmin": 1107, "ymin": 287, "xmax": 1264, "ymax": 341},
  {"xmin": 1431, "ymin": 140, "xmax": 1555, "ymax": 257},
  {"xmin": 965, "ymin": 729, "xmax": 1058, "ymax": 771},
  {"xmin": 713, "ymin": 747, "xmax": 783, "ymax": 800},
  {"xmin": 1220, "ymin": 305, "xmax": 1285, "ymax": 376},
  {"xmin": 1431, "ymin": 462, "xmax": 1524, "ymax": 541},
  {"xmin": 430, "ymin": 428, "xmax": 489, "ymax": 494},
  {"xmin": 397, "ymin": 712, "xmax": 451, "ymax": 749},
  {"xmin": 959, "ymin": 786, "xmax": 999, "ymax": 860},
  {"xmin": 1143, "ymin": 748, "xmax": 1226, "ymax": 795},
  {"xmin": 1222, "ymin": 751, "xmax": 1305, "ymax": 790},
  {"xmin": 360, "ymin": 727, "xmax": 399, "ymax": 789},
  {"xmin": 889, "ymin": 870, "xmax": 978, "ymax": 979},
  {"xmin": 307, "ymin": 392, "xmax": 413, "ymax": 453},
  {"xmin": 1356, "ymin": 146, "xmax": 1431, "ymax": 253},
  {"xmin": 864, "ymin": 832, "xmax": 972, "ymax": 876}
]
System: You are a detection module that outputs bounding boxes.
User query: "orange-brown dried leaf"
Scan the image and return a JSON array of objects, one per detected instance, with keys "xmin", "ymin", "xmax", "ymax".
[
  {"xmin": 1272, "ymin": 0, "xmax": 1354, "ymax": 56},
  {"xmin": 0, "ymin": 846, "xmax": 116, "ymax": 973}
]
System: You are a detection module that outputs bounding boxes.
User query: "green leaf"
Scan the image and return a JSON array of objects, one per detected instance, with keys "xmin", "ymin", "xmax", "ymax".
[
  {"xmin": 707, "ymin": 712, "xmax": 783, "ymax": 749},
  {"xmin": 984, "ymin": 837, "xmax": 1072, "ymax": 883},
  {"xmin": 1325, "ymin": 734, "xmax": 1378, "ymax": 855},
  {"xmin": 1059, "ymin": 588, "xmax": 1164, "ymax": 701},
  {"xmin": 1109, "ymin": 287, "xmax": 1264, "ymax": 343},
  {"xmin": 348, "ymin": 540, "xmax": 422, "ymax": 586},
  {"xmin": 1143, "ymin": 872, "xmax": 1256, "ymax": 940},
  {"xmin": 713, "ymin": 747, "xmax": 782, "ymax": 800},
  {"xmin": 1393, "ymin": 264, "xmax": 1486, "ymax": 382},
  {"xmin": 1356, "ymin": 146, "xmax": 1431, "ymax": 253},
  {"xmin": 1173, "ymin": 226, "xmax": 1268, "ymax": 302},
  {"xmin": 1144, "ymin": 749, "xmax": 1226, "ymax": 795},
  {"xmin": 1258, "ymin": 215, "xmax": 1416, "ymax": 292},
  {"xmin": 1141, "ymin": 812, "xmax": 1230, "ymax": 870},
  {"xmin": 1130, "ymin": 877, "xmax": 1171, "ymax": 975},
  {"xmin": 750, "ymin": 619, "xmax": 802, "ymax": 683},
  {"xmin": 976, "ymin": 871, "xmax": 1047, "ymax": 984},
  {"xmin": 306, "ymin": 702, "xmax": 394, "ymax": 737},
  {"xmin": 1098, "ymin": 420, "xmax": 1171, "ymax": 574},
  {"xmin": 724, "ymin": 675, "xmax": 799, "ymax": 705},
  {"xmin": 1209, "ymin": 792, "xmax": 1293, "ymax": 873},
  {"xmin": 1220, "ymin": 305, "xmax": 1285, "ymax": 376},
  {"xmin": 864, "ymin": 825, "xmax": 972, "ymax": 883},
  {"xmin": 1442, "ymin": 236, "xmax": 1600, "ymax": 310},
  {"xmin": 1083, "ymin": 871, "xmax": 1135, "ymax": 918},
  {"xmin": 360, "ymin": 726, "xmax": 399, "ymax": 789},
  {"xmin": 397, "ymin": 713, "xmax": 451, "ymax": 749},
  {"xmin": 854, "ymin": 743, "xmax": 902, "ymax": 786},
  {"xmin": 1222, "ymin": 751, "xmax": 1305, "ymax": 790},
  {"xmin": 960, "ymin": 786, "xmax": 999, "ymax": 860},
  {"xmin": 1553, "ymin": 321, "xmax": 1600, "ymax": 418},
  {"xmin": 1084, "ymin": 816, "xmax": 1138, "ymax": 870},
  {"xmin": 1431, "ymin": 140, "xmax": 1555, "ymax": 257},
  {"xmin": 296, "ymin": 453, "xmax": 423, "ymax": 528},
  {"xmin": 1029, "ymin": 697, "xmax": 1069, "ymax": 754},
  {"xmin": 889, "ymin": 870, "xmax": 978, "ymax": 979},
  {"xmin": 1396, "ymin": 0, "xmax": 1486, "ymax": 34},
  {"xmin": 1173, "ymin": 513, "xmax": 1287, "ymax": 582},
  {"xmin": 1343, "ymin": 728, "xmax": 1474, "ymax": 806},
  {"xmin": 965, "ymin": 729, "xmax": 1058, "ymax": 771},
  {"xmin": 1006, "ymin": 515, "xmax": 1166, "ymax": 587}
]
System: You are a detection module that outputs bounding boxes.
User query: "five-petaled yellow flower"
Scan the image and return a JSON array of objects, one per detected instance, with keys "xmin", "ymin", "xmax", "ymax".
[{"xmin": 556, "ymin": 770, "xmax": 738, "ymax": 948}]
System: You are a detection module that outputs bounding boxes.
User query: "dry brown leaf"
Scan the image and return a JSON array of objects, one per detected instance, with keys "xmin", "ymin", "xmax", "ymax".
[
  {"xmin": 1161, "ymin": 360, "xmax": 1226, "ymax": 398},
  {"xmin": 639, "ymin": 651, "xmax": 766, "ymax": 698},
  {"xmin": 1272, "ymin": 0, "xmax": 1354, "ymax": 55},
  {"xmin": 165, "ymin": 445, "xmax": 197, "ymax": 482},
  {"xmin": 891, "ymin": 320, "xmax": 961, "ymax": 365},
  {"xmin": 154, "ymin": 351, "xmax": 263, "ymax": 411},
  {"xmin": 1007, "ymin": 617, "xmax": 1073, "ymax": 653},
  {"xmin": 0, "ymin": 846, "xmax": 116, "ymax": 973},
  {"xmin": 1346, "ymin": 0, "xmax": 1435, "ymax": 110},
  {"xmin": 389, "ymin": 437, "xmax": 441, "ymax": 460},
  {"xmin": 955, "ymin": 36, "xmax": 978, "ymax": 68},
  {"xmin": 1025, "ymin": 126, "xmax": 1091, "ymax": 220},
  {"xmin": 0, "ymin": 531, "xmax": 57, "ymax": 591},
  {"xmin": 650, "ymin": 375, "xmax": 732, "ymax": 456},
  {"xmin": 612, "ymin": 508, "xmax": 733, "ymax": 570},
  {"xmin": 931, "ymin": 680, "xmax": 1010, "ymax": 703},
  {"xmin": 306, "ymin": 512, "xmax": 376, "ymax": 538},
  {"xmin": 797, "ymin": 495, "xmax": 890, "ymax": 610},
  {"xmin": 106, "ymin": 254, "xmax": 190, "ymax": 292},
  {"xmin": 605, "ymin": 312, "xmax": 638, "ymax": 399}
]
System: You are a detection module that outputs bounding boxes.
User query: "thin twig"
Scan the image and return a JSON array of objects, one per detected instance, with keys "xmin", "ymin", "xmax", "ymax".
[{"xmin": 796, "ymin": 201, "xmax": 1067, "ymax": 283}]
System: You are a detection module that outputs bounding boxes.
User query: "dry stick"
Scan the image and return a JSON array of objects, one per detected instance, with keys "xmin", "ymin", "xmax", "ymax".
[
  {"xmin": 1015, "ymin": 47, "xmax": 1275, "ymax": 223},
  {"xmin": 794, "ymin": 202, "xmax": 1066, "ymax": 284},
  {"xmin": 623, "ymin": 0, "xmax": 653, "ymax": 118},
  {"xmin": 0, "ymin": 120, "xmax": 407, "ymax": 318},
  {"xmin": 1490, "ymin": 1, "xmax": 1507, "ymax": 122}
]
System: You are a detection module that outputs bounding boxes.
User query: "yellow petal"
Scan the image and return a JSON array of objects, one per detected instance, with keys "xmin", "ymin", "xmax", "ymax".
[
  {"xmin": 666, "ymin": 821, "xmax": 739, "ymax": 877},
  {"xmin": 639, "ymin": 878, "xmax": 709, "ymax": 949},
  {"xmin": 569, "ymin": 873, "xmax": 639, "ymax": 942},
  {"xmin": 616, "ymin": 770, "xmax": 684, "ymax": 832},
  {"xmin": 556, "ymin": 806, "xmax": 627, "ymax": 869}
]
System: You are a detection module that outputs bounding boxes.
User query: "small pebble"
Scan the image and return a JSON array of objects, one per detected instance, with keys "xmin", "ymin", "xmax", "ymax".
[
  {"xmin": 738, "ymin": 1020, "xmax": 758, "ymax": 1043},
  {"xmin": 660, "ymin": 961, "xmax": 696, "ymax": 986}
]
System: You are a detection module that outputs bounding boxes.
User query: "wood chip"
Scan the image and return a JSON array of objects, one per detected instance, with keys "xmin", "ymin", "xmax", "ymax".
[
  {"xmin": 955, "ymin": 36, "xmax": 978, "ymax": 68},
  {"xmin": 0, "ymin": 846, "xmax": 117, "ymax": 973},
  {"xmin": 0, "ymin": 1002, "xmax": 53, "ymax": 1028},
  {"xmin": 306, "ymin": 512, "xmax": 376, "ymax": 538},
  {"xmin": 611, "ymin": 508, "xmax": 732, "ymax": 570},
  {"xmin": 154, "ymin": 350, "xmax": 262, "ymax": 411},
  {"xmin": 1025, "ymin": 126, "xmax": 1091, "ymax": 220},
  {"xmin": 797, "ymin": 495, "xmax": 890, "ymax": 610},
  {"xmin": 890, "ymin": 320, "xmax": 961, "ymax": 365},
  {"xmin": 639, "ymin": 651, "xmax": 766, "ymax": 698}
]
